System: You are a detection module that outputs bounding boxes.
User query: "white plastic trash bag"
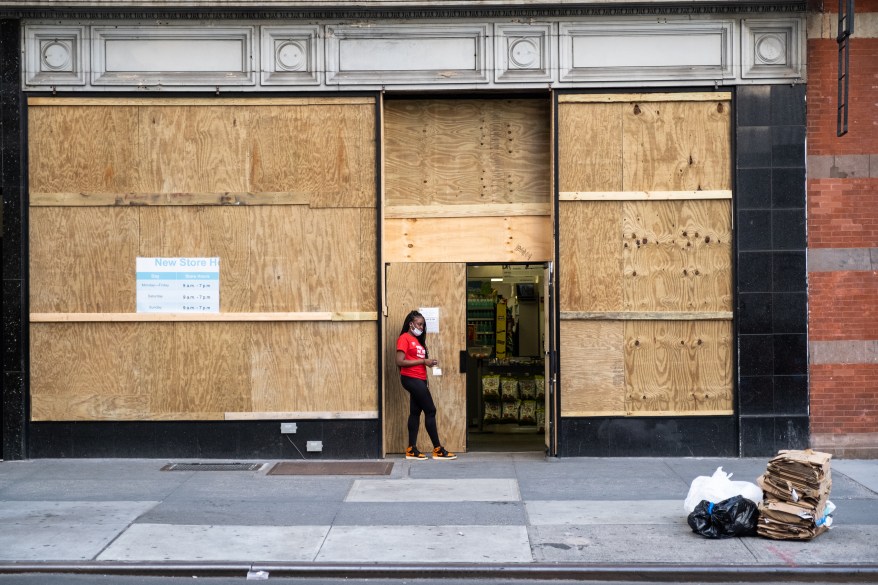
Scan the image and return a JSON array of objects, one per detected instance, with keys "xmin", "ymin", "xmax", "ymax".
[{"xmin": 684, "ymin": 467, "xmax": 763, "ymax": 513}]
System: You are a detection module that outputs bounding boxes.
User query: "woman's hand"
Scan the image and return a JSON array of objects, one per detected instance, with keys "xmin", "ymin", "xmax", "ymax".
[{"xmin": 425, "ymin": 358, "xmax": 438, "ymax": 367}]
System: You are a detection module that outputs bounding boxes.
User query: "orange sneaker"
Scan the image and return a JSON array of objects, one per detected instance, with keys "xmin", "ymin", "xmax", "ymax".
[
  {"xmin": 432, "ymin": 446, "xmax": 457, "ymax": 460},
  {"xmin": 405, "ymin": 446, "xmax": 427, "ymax": 460}
]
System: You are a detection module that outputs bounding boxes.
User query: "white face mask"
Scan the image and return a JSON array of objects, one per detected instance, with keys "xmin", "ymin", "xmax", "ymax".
[{"xmin": 411, "ymin": 327, "xmax": 423, "ymax": 337}]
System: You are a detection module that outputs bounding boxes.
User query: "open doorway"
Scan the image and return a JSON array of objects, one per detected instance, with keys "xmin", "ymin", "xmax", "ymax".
[{"xmin": 465, "ymin": 263, "xmax": 547, "ymax": 453}]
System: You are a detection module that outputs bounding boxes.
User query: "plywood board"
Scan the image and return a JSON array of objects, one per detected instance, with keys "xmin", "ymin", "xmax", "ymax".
[
  {"xmin": 621, "ymin": 200, "xmax": 732, "ymax": 312},
  {"xmin": 30, "ymin": 323, "xmax": 177, "ymax": 421},
  {"xmin": 30, "ymin": 99, "xmax": 376, "ymax": 208},
  {"xmin": 249, "ymin": 102, "xmax": 376, "ymax": 208},
  {"xmin": 384, "ymin": 99, "xmax": 550, "ymax": 206},
  {"xmin": 557, "ymin": 102, "xmax": 623, "ymax": 193},
  {"xmin": 384, "ymin": 263, "xmax": 467, "ymax": 454},
  {"xmin": 624, "ymin": 320, "xmax": 732, "ymax": 415},
  {"xmin": 383, "ymin": 216, "xmax": 551, "ymax": 263},
  {"xmin": 559, "ymin": 320, "xmax": 625, "ymax": 416},
  {"xmin": 29, "ymin": 207, "xmax": 139, "ymax": 313},
  {"xmin": 250, "ymin": 321, "xmax": 378, "ymax": 413},
  {"xmin": 139, "ymin": 206, "xmax": 252, "ymax": 313},
  {"xmin": 622, "ymin": 99, "xmax": 731, "ymax": 192},
  {"xmin": 559, "ymin": 201, "xmax": 623, "ymax": 313},
  {"xmin": 28, "ymin": 105, "xmax": 139, "ymax": 195},
  {"xmin": 135, "ymin": 105, "xmax": 250, "ymax": 195}
]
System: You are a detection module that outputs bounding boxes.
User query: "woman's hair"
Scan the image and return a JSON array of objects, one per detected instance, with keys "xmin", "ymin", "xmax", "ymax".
[{"xmin": 400, "ymin": 310, "xmax": 428, "ymax": 357}]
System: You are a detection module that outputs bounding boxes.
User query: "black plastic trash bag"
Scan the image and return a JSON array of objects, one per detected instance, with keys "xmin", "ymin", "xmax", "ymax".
[{"xmin": 687, "ymin": 495, "xmax": 759, "ymax": 539}]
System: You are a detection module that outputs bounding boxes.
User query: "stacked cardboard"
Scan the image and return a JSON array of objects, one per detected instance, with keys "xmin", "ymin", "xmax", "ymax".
[{"xmin": 756, "ymin": 449, "xmax": 834, "ymax": 540}]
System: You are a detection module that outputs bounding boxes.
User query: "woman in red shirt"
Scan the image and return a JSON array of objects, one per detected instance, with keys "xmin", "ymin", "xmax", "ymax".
[{"xmin": 395, "ymin": 310, "xmax": 457, "ymax": 460}]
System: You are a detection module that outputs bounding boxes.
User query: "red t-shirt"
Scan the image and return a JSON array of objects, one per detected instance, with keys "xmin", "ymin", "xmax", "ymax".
[{"xmin": 397, "ymin": 332, "xmax": 427, "ymax": 380}]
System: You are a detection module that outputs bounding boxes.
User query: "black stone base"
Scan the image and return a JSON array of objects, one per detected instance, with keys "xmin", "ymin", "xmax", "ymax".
[
  {"xmin": 28, "ymin": 420, "xmax": 381, "ymax": 459},
  {"xmin": 558, "ymin": 416, "xmax": 737, "ymax": 457}
]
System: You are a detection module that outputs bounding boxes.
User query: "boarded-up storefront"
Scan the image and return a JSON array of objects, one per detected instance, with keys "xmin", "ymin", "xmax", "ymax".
[
  {"xmin": 28, "ymin": 98, "xmax": 379, "ymax": 424},
  {"xmin": 382, "ymin": 98, "xmax": 552, "ymax": 455},
  {"xmin": 556, "ymin": 93, "xmax": 733, "ymax": 452}
]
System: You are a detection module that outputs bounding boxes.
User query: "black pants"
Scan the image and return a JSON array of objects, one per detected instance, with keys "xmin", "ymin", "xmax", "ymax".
[{"xmin": 400, "ymin": 375, "xmax": 440, "ymax": 449}]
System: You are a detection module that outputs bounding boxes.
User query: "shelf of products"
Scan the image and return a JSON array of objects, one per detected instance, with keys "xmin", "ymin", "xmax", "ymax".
[
  {"xmin": 466, "ymin": 297, "xmax": 495, "ymax": 356},
  {"xmin": 480, "ymin": 358, "xmax": 545, "ymax": 433}
]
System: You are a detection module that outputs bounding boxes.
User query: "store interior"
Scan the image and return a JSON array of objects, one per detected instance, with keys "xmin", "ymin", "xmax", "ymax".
[{"xmin": 465, "ymin": 264, "xmax": 547, "ymax": 453}]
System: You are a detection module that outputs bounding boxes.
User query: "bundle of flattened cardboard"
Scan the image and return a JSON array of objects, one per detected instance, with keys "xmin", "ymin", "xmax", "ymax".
[{"xmin": 756, "ymin": 449, "xmax": 834, "ymax": 540}]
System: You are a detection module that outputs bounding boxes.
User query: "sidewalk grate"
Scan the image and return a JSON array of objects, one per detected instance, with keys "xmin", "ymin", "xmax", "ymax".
[
  {"xmin": 268, "ymin": 461, "xmax": 393, "ymax": 475},
  {"xmin": 160, "ymin": 462, "xmax": 265, "ymax": 472}
]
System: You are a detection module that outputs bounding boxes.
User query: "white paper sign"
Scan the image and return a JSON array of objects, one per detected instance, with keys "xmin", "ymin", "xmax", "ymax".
[
  {"xmin": 419, "ymin": 307, "xmax": 440, "ymax": 333},
  {"xmin": 136, "ymin": 257, "xmax": 220, "ymax": 313}
]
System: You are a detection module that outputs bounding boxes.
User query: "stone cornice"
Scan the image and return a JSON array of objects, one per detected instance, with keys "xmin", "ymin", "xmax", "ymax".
[{"xmin": 0, "ymin": 1, "xmax": 807, "ymax": 20}]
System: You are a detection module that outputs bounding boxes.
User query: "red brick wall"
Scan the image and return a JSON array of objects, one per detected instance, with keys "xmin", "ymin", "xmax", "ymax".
[
  {"xmin": 807, "ymin": 39, "xmax": 878, "ymax": 155},
  {"xmin": 811, "ymin": 365, "xmax": 878, "ymax": 434},
  {"xmin": 808, "ymin": 179, "xmax": 878, "ymax": 248},
  {"xmin": 807, "ymin": 4, "xmax": 878, "ymax": 452},
  {"xmin": 809, "ymin": 272, "xmax": 878, "ymax": 340}
]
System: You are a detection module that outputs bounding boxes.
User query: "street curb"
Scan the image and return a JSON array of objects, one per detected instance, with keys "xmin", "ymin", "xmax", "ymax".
[{"xmin": 2, "ymin": 562, "xmax": 878, "ymax": 582}]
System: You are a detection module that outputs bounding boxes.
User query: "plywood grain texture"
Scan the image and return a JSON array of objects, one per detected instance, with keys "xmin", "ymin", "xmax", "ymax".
[
  {"xmin": 622, "ymin": 99, "xmax": 731, "ymax": 192},
  {"xmin": 560, "ymin": 320, "xmax": 625, "ymax": 416},
  {"xmin": 28, "ymin": 105, "xmax": 139, "ymax": 195},
  {"xmin": 28, "ymin": 98, "xmax": 378, "ymax": 422},
  {"xmin": 556, "ymin": 93, "xmax": 732, "ymax": 419},
  {"xmin": 29, "ymin": 98, "xmax": 376, "ymax": 207},
  {"xmin": 249, "ymin": 102, "xmax": 376, "ymax": 207},
  {"xmin": 557, "ymin": 102, "xmax": 623, "ymax": 193},
  {"xmin": 250, "ymin": 321, "xmax": 378, "ymax": 414},
  {"xmin": 383, "ymin": 216, "xmax": 552, "ymax": 263},
  {"xmin": 559, "ymin": 201, "xmax": 623, "ymax": 313},
  {"xmin": 384, "ymin": 263, "xmax": 467, "ymax": 454},
  {"xmin": 384, "ymin": 99, "xmax": 550, "ymax": 206},
  {"xmin": 624, "ymin": 320, "xmax": 732, "ymax": 415},
  {"xmin": 29, "ymin": 207, "xmax": 139, "ymax": 313},
  {"xmin": 621, "ymin": 200, "xmax": 732, "ymax": 312}
]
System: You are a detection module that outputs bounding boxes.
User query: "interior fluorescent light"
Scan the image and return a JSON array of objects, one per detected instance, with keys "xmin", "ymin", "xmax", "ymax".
[{"xmin": 490, "ymin": 278, "xmax": 503, "ymax": 282}]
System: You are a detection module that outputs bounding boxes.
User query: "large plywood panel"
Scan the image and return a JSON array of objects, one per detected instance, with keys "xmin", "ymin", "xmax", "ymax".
[
  {"xmin": 622, "ymin": 99, "xmax": 731, "ymax": 192},
  {"xmin": 560, "ymin": 320, "xmax": 625, "ymax": 416},
  {"xmin": 385, "ymin": 263, "xmax": 467, "ymax": 454},
  {"xmin": 173, "ymin": 322, "xmax": 252, "ymax": 415},
  {"xmin": 139, "ymin": 206, "xmax": 251, "ymax": 313},
  {"xmin": 622, "ymin": 200, "xmax": 732, "ymax": 312},
  {"xmin": 28, "ymin": 106, "xmax": 139, "ymax": 195},
  {"xmin": 624, "ymin": 320, "xmax": 732, "ymax": 415},
  {"xmin": 250, "ymin": 321, "xmax": 378, "ymax": 413},
  {"xmin": 383, "ymin": 216, "xmax": 551, "ymax": 263},
  {"xmin": 30, "ymin": 323, "xmax": 182, "ymax": 421},
  {"xmin": 384, "ymin": 99, "xmax": 550, "ymax": 206},
  {"xmin": 557, "ymin": 102, "xmax": 623, "ymax": 193},
  {"xmin": 558, "ymin": 201, "xmax": 623, "ymax": 313},
  {"xmin": 29, "ymin": 208, "xmax": 139, "ymax": 313},
  {"xmin": 248, "ymin": 205, "xmax": 307, "ymax": 312},
  {"xmin": 303, "ymin": 208, "xmax": 377, "ymax": 312},
  {"xmin": 250, "ymin": 102, "xmax": 376, "ymax": 207},
  {"xmin": 136, "ymin": 105, "xmax": 250, "ymax": 194}
]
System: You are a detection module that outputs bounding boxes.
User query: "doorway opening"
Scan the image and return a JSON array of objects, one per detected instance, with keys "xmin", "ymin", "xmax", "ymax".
[{"xmin": 465, "ymin": 263, "xmax": 547, "ymax": 453}]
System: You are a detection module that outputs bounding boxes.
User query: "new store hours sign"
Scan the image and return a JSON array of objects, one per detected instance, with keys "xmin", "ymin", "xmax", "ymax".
[{"xmin": 136, "ymin": 257, "xmax": 220, "ymax": 313}]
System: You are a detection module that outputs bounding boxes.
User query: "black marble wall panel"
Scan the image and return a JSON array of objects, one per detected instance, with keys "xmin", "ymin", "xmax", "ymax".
[
  {"xmin": 28, "ymin": 420, "xmax": 383, "ymax": 459},
  {"xmin": 558, "ymin": 417, "xmax": 737, "ymax": 457},
  {"xmin": 1, "ymin": 19, "xmax": 26, "ymax": 460},
  {"xmin": 735, "ymin": 84, "xmax": 809, "ymax": 457}
]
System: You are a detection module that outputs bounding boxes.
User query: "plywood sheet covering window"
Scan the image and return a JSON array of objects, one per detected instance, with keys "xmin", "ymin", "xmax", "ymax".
[
  {"xmin": 557, "ymin": 94, "xmax": 732, "ymax": 417},
  {"xmin": 383, "ymin": 98, "xmax": 551, "ymax": 263},
  {"xmin": 27, "ymin": 98, "xmax": 378, "ymax": 422},
  {"xmin": 31, "ymin": 321, "xmax": 378, "ymax": 421}
]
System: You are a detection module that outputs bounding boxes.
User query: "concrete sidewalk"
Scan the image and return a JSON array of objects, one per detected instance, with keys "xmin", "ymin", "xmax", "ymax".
[{"xmin": 0, "ymin": 453, "xmax": 877, "ymax": 579}]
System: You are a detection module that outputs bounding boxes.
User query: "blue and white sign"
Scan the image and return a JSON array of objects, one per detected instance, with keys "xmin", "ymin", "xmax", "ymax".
[{"xmin": 136, "ymin": 257, "xmax": 220, "ymax": 313}]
